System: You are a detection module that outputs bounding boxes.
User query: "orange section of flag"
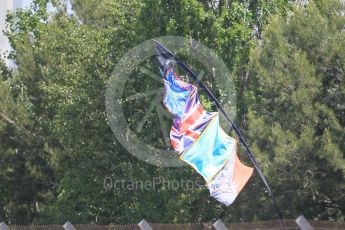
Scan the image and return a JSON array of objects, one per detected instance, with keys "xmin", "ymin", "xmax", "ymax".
[{"xmin": 232, "ymin": 152, "xmax": 254, "ymax": 194}]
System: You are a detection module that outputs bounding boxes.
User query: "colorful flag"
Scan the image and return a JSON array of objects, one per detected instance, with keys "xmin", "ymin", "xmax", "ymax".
[
  {"xmin": 161, "ymin": 63, "xmax": 216, "ymax": 153},
  {"xmin": 156, "ymin": 48, "xmax": 253, "ymax": 206}
]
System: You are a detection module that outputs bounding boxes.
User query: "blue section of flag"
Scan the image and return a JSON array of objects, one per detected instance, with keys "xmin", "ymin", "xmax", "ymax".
[
  {"xmin": 162, "ymin": 70, "xmax": 191, "ymax": 119},
  {"xmin": 180, "ymin": 114, "xmax": 235, "ymax": 182}
]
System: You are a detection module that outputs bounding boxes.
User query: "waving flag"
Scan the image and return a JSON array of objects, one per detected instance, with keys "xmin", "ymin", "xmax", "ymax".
[
  {"xmin": 161, "ymin": 63, "xmax": 216, "ymax": 153},
  {"xmin": 155, "ymin": 44, "xmax": 253, "ymax": 206}
]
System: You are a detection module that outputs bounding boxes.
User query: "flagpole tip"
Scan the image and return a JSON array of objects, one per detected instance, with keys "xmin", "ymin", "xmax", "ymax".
[{"xmin": 151, "ymin": 39, "xmax": 161, "ymax": 47}]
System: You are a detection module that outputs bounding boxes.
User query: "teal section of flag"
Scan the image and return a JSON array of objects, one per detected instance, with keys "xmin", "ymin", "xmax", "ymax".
[{"xmin": 180, "ymin": 114, "xmax": 236, "ymax": 182}]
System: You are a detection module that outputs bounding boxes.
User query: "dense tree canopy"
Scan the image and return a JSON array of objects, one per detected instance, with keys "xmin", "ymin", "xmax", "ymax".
[
  {"xmin": 246, "ymin": 0, "xmax": 345, "ymax": 220},
  {"xmin": 0, "ymin": 0, "xmax": 344, "ymax": 225}
]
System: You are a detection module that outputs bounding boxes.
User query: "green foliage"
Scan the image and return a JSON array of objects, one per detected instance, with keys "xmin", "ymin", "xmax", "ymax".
[
  {"xmin": 0, "ymin": 62, "xmax": 55, "ymax": 224},
  {"xmin": 245, "ymin": 0, "xmax": 345, "ymax": 220}
]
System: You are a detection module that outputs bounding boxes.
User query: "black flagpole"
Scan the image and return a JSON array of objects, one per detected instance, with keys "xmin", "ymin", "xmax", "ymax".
[{"xmin": 153, "ymin": 40, "xmax": 286, "ymax": 223}]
